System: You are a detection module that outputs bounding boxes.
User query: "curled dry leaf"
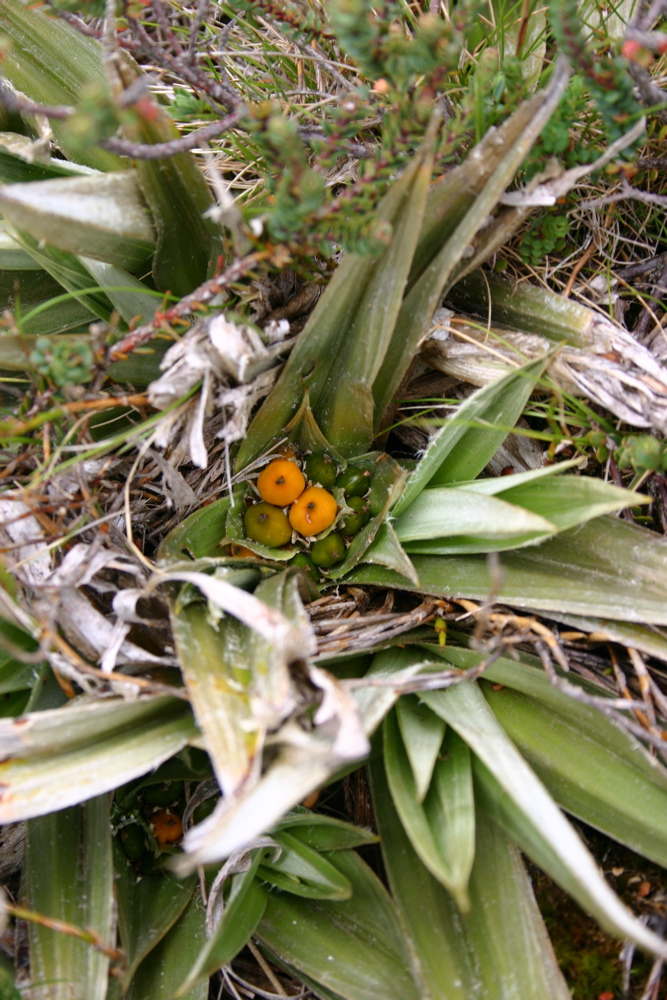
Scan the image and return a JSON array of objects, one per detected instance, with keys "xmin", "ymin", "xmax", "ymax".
[{"xmin": 147, "ymin": 315, "xmax": 292, "ymax": 469}]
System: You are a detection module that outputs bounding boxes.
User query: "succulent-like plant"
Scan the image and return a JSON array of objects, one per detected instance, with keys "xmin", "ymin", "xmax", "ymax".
[{"xmin": 2, "ymin": 1, "xmax": 667, "ymax": 998}]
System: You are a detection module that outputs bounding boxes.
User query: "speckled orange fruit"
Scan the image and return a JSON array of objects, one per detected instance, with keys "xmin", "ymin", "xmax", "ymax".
[
  {"xmin": 289, "ymin": 486, "xmax": 338, "ymax": 536},
  {"xmin": 151, "ymin": 810, "xmax": 183, "ymax": 845},
  {"xmin": 257, "ymin": 459, "xmax": 306, "ymax": 506}
]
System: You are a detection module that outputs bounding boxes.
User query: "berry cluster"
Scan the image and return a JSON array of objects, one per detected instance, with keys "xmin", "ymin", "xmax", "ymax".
[{"xmin": 242, "ymin": 451, "xmax": 373, "ymax": 571}]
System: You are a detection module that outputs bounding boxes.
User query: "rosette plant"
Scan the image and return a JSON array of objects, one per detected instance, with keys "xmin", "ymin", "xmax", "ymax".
[{"xmin": 2, "ymin": 1, "xmax": 667, "ymax": 998}]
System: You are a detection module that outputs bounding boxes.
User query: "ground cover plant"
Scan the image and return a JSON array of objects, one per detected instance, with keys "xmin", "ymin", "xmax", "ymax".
[{"xmin": 3, "ymin": 0, "xmax": 667, "ymax": 997}]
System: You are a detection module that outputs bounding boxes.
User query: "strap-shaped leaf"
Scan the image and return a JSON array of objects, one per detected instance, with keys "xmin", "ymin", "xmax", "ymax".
[
  {"xmin": 6, "ymin": 227, "xmax": 116, "ymax": 321},
  {"xmin": 370, "ymin": 751, "xmax": 572, "ymax": 1000},
  {"xmin": 26, "ymin": 796, "xmax": 114, "ymax": 1000},
  {"xmin": 256, "ymin": 848, "xmax": 422, "ymax": 1000},
  {"xmin": 393, "ymin": 355, "xmax": 549, "ymax": 515},
  {"xmin": 344, "ymin": 515, "xmax": 667, "ymax": 625},
  {"xmin": 422, "ymin": 680, "xmax": 667, "ymax": 959},
  {"xmin": 0, "ymin": 0, "xmax": 122, "ymax": 172},
  {"xmin": 395, "ymin": 694, "xmax": 445, "ymax": 802},
  {"xmin": 257, "ymin": 830, "xmax": 353, "ymax": 900},
  {"xmin": 395, "ymin": 488, "xmax": 555, "ymax": 544},
  {"xmin": 114, "ymin": 839, "xmax": 198, "ymax": 991},
  {"xmin": 126, "ymin": 892, "xmax": 207, "ymax": 1000},
  {"xmin": 384, "ymin": 710, "xmax": 474, "ymax": 911},
  {"xmin": 0, "ymin": 701, "xmax": 197, "ymax": 822},
  {"xmin": 373, "ymin": 58, "xmax": 570, "ymax": 430},
  {"xmin": 176, "ymin": 852, "xmax": 267, "ymax": 996},
  {"xmin": 170, "ymin": 601, "xmax": 264, "ymax": 800},
  {"xmin": 114, "ymin": 59, "xmax": 224, "ymax": 298},
  {"xmin": 398, "ymin": 476, "xmax": 647, "ymax": 555},
  {"xmin": 276, "ymin": 809, "xmax": 379, "ymax": 851},
  {"xmin": 0, "ymin": 173, "xmax": 155, "ymax": 272},
  {"xmin": 236, "ymin": 128, "xmax": 437, "ymax": 469}
]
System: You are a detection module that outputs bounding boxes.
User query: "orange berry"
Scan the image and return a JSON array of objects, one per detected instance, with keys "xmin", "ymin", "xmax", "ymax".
[
  {"xmin": 257, "ymin": 459, "xmax": 306, "ymax": 506},
  {"xmin": 227, "ymin": 544, "xmax": 259, "ymax": 558},
  {"xmin": 151, "ymin": 810, "xmax": 183, "ymax": 845},
  {"xmin": 289, "ymin": 486, "xmax": 338, "ymax": 536}
]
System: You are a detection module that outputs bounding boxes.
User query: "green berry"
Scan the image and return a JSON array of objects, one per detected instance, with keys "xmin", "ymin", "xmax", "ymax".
[
  {"xmin": 290, "ymin": 551, "xmax": 319, "ymax": 578},
  {"xmin": 143, "ymin": 781, "xmax": 183, "ymax": 807},
  {"xmin": 120, "ymin": 823, "xmax": 147, "ymax": 862},
  {"xmin": 340, "ymin": 496, "xmax": 370, "ymax": 535},
  {"xmin": 335, "ymin": 466, "xmax": 372, "ymax": 497},
  {"xmin": 245, "ymin": 502, "xmax": 292, "ymax": 547},
  {"xmin": 192, "ymin": 796, "xmax": 218, "ymax": 825},
  {"xmin": 304, "ymin": 453, "xmax": 336, "ymax": 489},
  {"xmin": 311, "ymin": 532, "xmax": 346, "ymax": 568}
]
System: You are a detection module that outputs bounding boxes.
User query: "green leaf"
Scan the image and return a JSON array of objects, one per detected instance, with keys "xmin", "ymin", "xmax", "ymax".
[
  {"xmin": 356, "ymin": 521, "xmax": 419, "ymax": 586},
  {"xmin": 257, "ymin": 830, "xmax": 353, "ymax": 900},
  {"xmin": 345, "ymin": 516, "xmax": 667, "ymax": 625},
  {"xmin": 450, "ymin": 457, "xmax": 583, "ymax": 494},
  {"xmin": 0, "ymin": 693, "xmax": 188, "ymax": 758},
  {"xmin": 115, "ymin": 60, "xmax": 224, "ymax": 297},
  {"xmin": 0, "ymin": 173, "xmax": 155, "ymax": 272},
  {"xmin": 398, "ymin": 475, "xmax": 645, "ymax": 555},
  {"xmin": 77, "ymin": 258, "xmax": 162, "ymax": 327},
  {"xmin": 492, "ymin": 474, "xmax": 647, "ymax": 532},
  {"xmin": 374, "ymin": 61, "xmax": 569, "ymax": 430},
  {"xmin": 448, "ymin": 269, "xmax": 607, "ymax": 350},
  {"xmin": 432, "ymin": 648, "xmax": 667, "ymax": 867},
  {"xmin": 393, "ymin": 355, "xmax": 549, "ymax": 515},
  {"xmin": 114, "ymin": 838, "xmax": 198, "ymax": 990},
  {"xmin": 158, "ymin": 497, "xmax": 234, "ymax": 563},
  {"xmin": 176, "ymin": 852, "xmax": 267, "ymax": 996},
  {"xmin": 0, "ymin": 619, "xmax": 42, "ymax": 694},
  {"xmin": 0, "ymin": 700, "xmax": 197, "ymax": 822},
  {"xmin": 25, "ymin": 796, "xmax": 114, "ymax": 1000},
  {"xmin": 276, "ymin": 809, "xmax": 379, "ymax": 851},
  {"xmin": 327, "ymin": 453, "xmax": 410, "ymax": 581},
  {"xmin": 5, "ymin": 227, "xmax": 115, "ymax": 321},
  {"xmin": 384, "ymin": 711, "xmax": 474, "ymax": 911},
  {"xmin": 394, "ymin": 487, "xmax": 555, "ymax": 544},
  {"xmin": 316, "ymin": 122, "xmax": 436, "ymax": 454},
  {"xmin": 395, "ymin": 694, "xmax": 445, "ymax": 802},
  {"xmin": 236, "ymin": 130, "xmax": 437, "ymax": 468},
  {"xmin": 256, "ymin": 848, "xmax": 422, "ymax": 1000},
  {"xmin": 0, "ymin": 0, "xmax": 122, "ymax": 172},
  {"xmin": 370, "ymin": 752, "xmax": 572, "ymax": 1000},
  {"xmin": 421, "ymin": 680, "xmax": 667, "ymax": 958},
  {"xmin": 126, "ymin": 892, "xmax": 207, "ymax": 1000},
  {"xmin": 0, "ymin": 134, "xmax": 96, "ymax": 184},
  {"xmin": 170, "ymin": 601, "xmax": 262, "ymax": 800}
]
